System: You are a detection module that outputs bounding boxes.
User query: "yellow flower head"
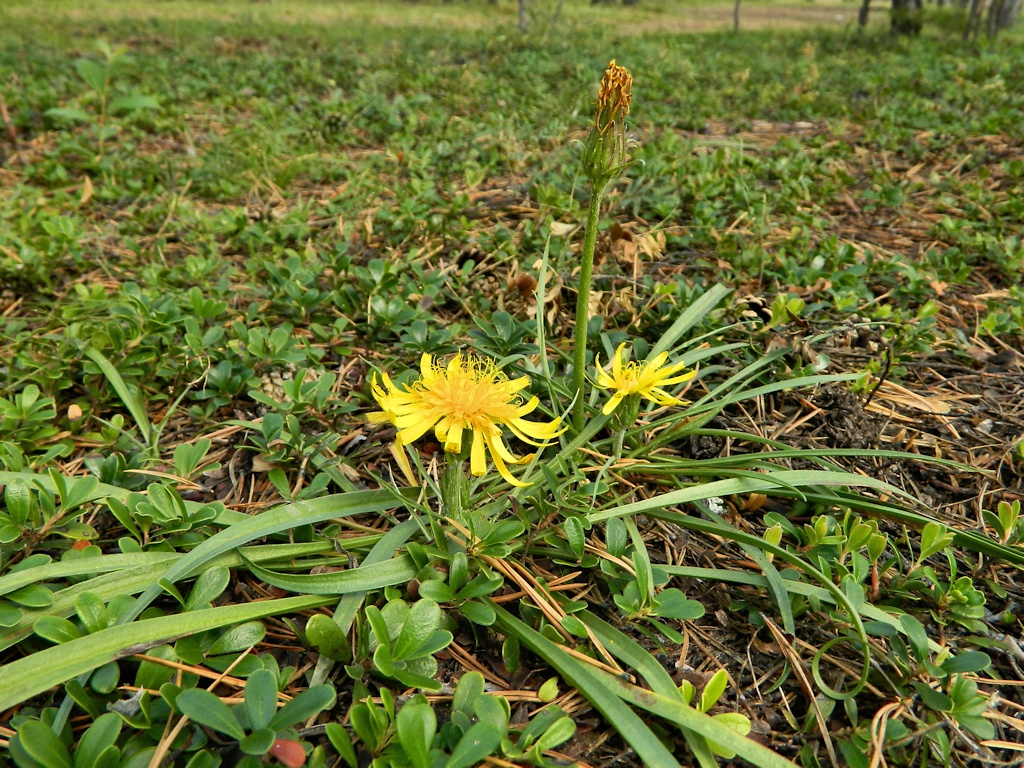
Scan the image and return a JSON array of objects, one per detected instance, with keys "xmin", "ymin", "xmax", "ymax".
[
  {"xmin": 595, "ymin": 344, "xmax": 696, "ymax": 416},
  {"xmin": 368, "ymin": 353, "xmax": 563, "ymax": 488}
]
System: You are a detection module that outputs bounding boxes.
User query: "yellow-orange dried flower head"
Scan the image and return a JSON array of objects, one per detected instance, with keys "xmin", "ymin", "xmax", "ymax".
[
  {"xmin": 582, "ymin": 60, "xmax": 633, "ymax": 188},
  {"xmin": 595, "ymin": 60, "xmax": 632, "ymax": 135}
]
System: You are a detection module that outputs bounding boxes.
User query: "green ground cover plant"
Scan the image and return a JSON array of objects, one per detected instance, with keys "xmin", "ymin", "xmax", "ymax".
[{"xmin": 1, "ymin": 1, "xmax": 1023, "ymax": 765}]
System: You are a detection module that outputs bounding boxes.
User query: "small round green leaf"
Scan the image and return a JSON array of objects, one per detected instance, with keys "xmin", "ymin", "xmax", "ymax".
[
  {"xmin": 34, "ymin": 615, "xmax": 82, "ymax": 644},
  {"xmin": 206, "ymin": 621, "xmax": 266, "ymax": 656},
  {"xmin": 175, "ymin": 688, "xmax": 246, "ymax": 741},
  {"xmin": 305, "ymin": 614, "xmax": 348, "ymax": 658},
  {"xmin": 240, "ymin": 728, "xmax": 277, "ymax": 756},
  {"xmin": 73, "ymin": 712, "xmax": 122, "ymax": 768},
  {"xmin": 267, "ymin": 685, "xmax": 336, "ymax": 732},
  {"xmin": 7, "ymin": 584, "xmax": 54, "ymax": 608},
  {"xmin": 538, "ymin": 677, "xmax": 559, "ymax": 703},
  {"xmin": 244, "ymin": 669, "xmax": 279, "ymax": 732},
  {"xmin": 393, "ymin": 599, "xmax": 441, "ymax": 660},
  {"xmin": 17, "ymin": 720, "xmax": 72, "ymax": 768},
  {"xmin": 460, "ymin": 600, "xmax": 495, "ymax": 627},
  {"xmin": 443, "ymin": 721, "xmax": 503, "ymax": 768},
  {"xmin": 90, "ymin": 661, "xmax": 120, "ymax": 694},
  {"xmin": 396, "ymin": 697, "xmax": 436, "ymax": 768}
]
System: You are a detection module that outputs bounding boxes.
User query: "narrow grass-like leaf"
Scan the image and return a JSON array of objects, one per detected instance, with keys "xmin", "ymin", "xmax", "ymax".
[
  {"xmin": 607, "ymin": 506, "xmax": 871, "ymax": 698},
  {"xmin": 577, "ymin": 610, "xmax": 718, "ymax": 768},
  {"xmin": 491, "ymin": 602, "xmax": 680, "ymax": 768},
  {"xmin": 710, "ymin": 372, "xmax": 863, "ymax": 409},
  {"xmin": 656, "ymin": 565, "xmax": 944, "ymax": 654},
  {"xmin": 624, "ymin": 518, "xmax": 654, "ymax": 609},
  {"xmin": 0, "ymin": 543, "xmax": 334, "ymax": 652},
  {"xmin": 588, "ymin": 470, "xmax": 913, "ymax": 524},
  {"xmin": 0, "ymin": 552, "xmax": 176, "ymax": 598},
  {"xmin": 241, "ymin": 554, "xmax": 417, "ymax": 595},
  {"xmin": 696, "ymin": 498, "xmax": 795, "ymax": 634},
  {"xmin": 82, "ymin": 346, "xmax": 154, "ymax": 449},
  {"xmin": 603, "ymin": 671, "xmax": 798, "ymax": 768},
  {"xmin": 123, "ymin": 489, "xmax": 411, "ymax": 623},
  {"xmin": 648, "ymin": 284, "xmax": 732, "ymax": 359},
  {"xmin": 0, "ymin": 595, "xmax": 329, "ymax": 712}
]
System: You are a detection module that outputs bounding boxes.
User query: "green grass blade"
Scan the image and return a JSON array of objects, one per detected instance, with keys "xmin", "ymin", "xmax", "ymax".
[
  {"xmin": 648, "ymin": 284, "xmax": 732, "ymax": 359},
  {"xmin": 638, "ymin": 505, "xmax": 870, "ymax": 698},
  {"xmin": 576, "ymin": 610, "xmax": 718, "ymax": 768},
  {"xmin": 0, "ymin": 595, "xmax": 329, "ymax": 712},
  {"xmin": 696, "ymin": 499, "xmax": 796, "ymax": 634},
  {"xmin": 587, "ymin": 469, "xmax": 914, "ymax": 524},
  {"xmin": 601, "ymin": 669, "xmax": 798, "ymax": 768},
  {"xmin": 241, "ymin": 553, "xmax": 417, "ymax": 594},
  {"xmin": 0, "ymin": 543, "xmax": 335, "ymax": 652},
  {"xmin": 656, "ymin": 565, "xmax": 945, "ymax": 654},
  {"xmin": 0, "ymin": 541, "xmax": 333, "ymax": 598},
  {"xmin": 82, "ymin": 346, "xmax": 154, "ymax": 449},
  {"xmin": 123, "ymin": 488, "xmax": 412, "ymax": 623},
  {"xmin": 0, "ymin": 552, "xmax": 178, "ymax": 597},
  {"xmin": 490, "ymin": 602, "xmax": 681, "ymax": 768}
]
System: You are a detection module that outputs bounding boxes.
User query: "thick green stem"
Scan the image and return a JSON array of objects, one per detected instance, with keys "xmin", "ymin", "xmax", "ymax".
[
  {"xmin": 440, "ymin": 452, "xmax": 469, "ymax": 521},
  {"xmin": 571, "ymin": 184, "xmax": 607, "ymax": 432}
]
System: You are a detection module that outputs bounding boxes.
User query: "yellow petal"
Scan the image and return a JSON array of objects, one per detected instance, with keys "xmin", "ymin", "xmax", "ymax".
[
  {"xmin": 513, "ymin": 395, "xmax": 541, "ymax": 418},
  {"xmin": 489, "ymin": 433, "xmax": 522, "ymax": 464},
  {"xmin": 612, "ymin": 344, "xmax": 627, "ymax": 377},
  {"xmin": 647, "ymin": 388, "xmax": 683, "ymax": 406},
  {"xmin": 507, "ymin": 375, "xmax": 530, "ymax": 393},
  {"xmin": 396, "ymin": 413, "xmax": 439, "ymax": 446},
  {"xmin": 602, "ymin": 392, "xmax": 625, "ymax": 415},
  {"xmin": 508, "ymin": 417, "xmax": 563, "ymax": 446},
  {"xmin": 389, "ymin": 443, "xmax": 419, "ymax": 487},
  {"xmin": 645, "ymin": 351, "xmax": 670, "ymax": 371},
  {"xmin": 445, "ymin": 420, "xmax": 464, "ymax": 454},
  {"xmin": 483, "ymin": 430, "xmax": 530, "ymax": 487},
  {"xmin": 470, "ymin": 429, "xmax": 487, "ymax": 477}
]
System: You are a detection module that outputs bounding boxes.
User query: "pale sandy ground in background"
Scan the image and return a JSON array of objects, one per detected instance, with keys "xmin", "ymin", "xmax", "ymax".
[{"xmin": 3, "ymin": 0, "xmax": 885, "ymax": 35}]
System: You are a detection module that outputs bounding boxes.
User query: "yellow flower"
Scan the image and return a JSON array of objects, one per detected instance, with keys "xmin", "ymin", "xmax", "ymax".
[
  {"xmin": 595, "ymin": 344, "xmax": 696, "ymax": 416},
  {"xmin": 368, "ymin": 353, "xmax": 563, "ymax": 488}
]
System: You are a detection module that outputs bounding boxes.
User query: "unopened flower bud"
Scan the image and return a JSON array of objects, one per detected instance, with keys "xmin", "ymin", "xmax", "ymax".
[{"xmin": 582, "ymin": 60, "xmax": 633, "ymax": 189}]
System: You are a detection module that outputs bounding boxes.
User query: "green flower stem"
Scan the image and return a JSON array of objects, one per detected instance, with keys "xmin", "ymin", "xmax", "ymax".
[
  {"xmin": 440, "ymin": 452, "xmax": 469, "ymax": 521},
  {"xmin": 612, "ymin": 428, "xmax": 626, "ymax": 459},
  {"xmin": 572, "ymin": 182, "xmax": 608, "ymax": 433},
  {"xmin": 610, "ymin": 395, "xmax": 640, "ymax": 458}
]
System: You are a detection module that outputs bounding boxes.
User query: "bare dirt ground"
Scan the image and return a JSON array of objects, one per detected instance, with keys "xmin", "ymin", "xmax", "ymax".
[
  {"xmin": 629, "ymin": 3, "xmax": 880, "ymax": 33},
  {"xmin": 3, "ymin": 0, "xmax": 884, "ymax": 35}
]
